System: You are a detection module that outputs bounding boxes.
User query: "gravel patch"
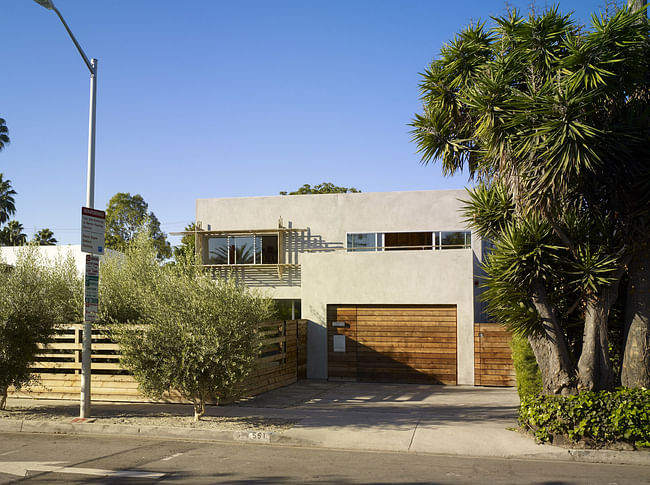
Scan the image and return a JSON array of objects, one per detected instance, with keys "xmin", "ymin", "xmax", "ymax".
[{"xmin": 0, "ymin": 407, "xmax": 298, "ymax": 432}]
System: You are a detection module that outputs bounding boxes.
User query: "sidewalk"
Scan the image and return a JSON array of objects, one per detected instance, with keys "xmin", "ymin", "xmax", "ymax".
[{"xmin": 2, "ymin": 381, "xmax": 648, "ymax": 466}]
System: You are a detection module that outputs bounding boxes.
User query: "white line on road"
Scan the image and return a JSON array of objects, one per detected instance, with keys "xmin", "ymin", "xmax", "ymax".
[
  {"xmin": 161, "ymin": 452, "xmax": 184, "ymax": 461},
  {"xmin": 0, "ymin": 461, "xmax": 165, "ymax": 479}
]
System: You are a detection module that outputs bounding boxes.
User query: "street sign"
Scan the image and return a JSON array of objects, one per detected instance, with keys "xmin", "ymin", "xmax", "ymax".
[
  {"xmin": 81, "ymin": 207, "xmax": 105, "ymax": 254},
  {"xmin": 84, "ymin": 254, "xmax": 99, "ymax": 322}
]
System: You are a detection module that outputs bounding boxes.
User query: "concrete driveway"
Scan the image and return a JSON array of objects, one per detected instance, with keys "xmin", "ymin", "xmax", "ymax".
[{"xmin": 230, "ymin": 380, "xmax": 559, "ymax": 458}]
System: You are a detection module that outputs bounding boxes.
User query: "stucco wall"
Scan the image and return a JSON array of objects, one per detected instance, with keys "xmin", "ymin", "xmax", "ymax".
[
  {"xmin": 300, "ymin": 249, "xmax": 475, "ymax": 384},
  {"xmin": 0, "ymin": 245, "xmax": 120, "ymax": 275},
  {"xmin": 196, "ymin": 189, "xmax": 469, "ymax": 250}
]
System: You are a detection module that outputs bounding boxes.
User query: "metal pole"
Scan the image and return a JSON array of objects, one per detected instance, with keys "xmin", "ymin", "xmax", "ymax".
[{"xmin": 80, "ymin": 58, "xmax": 97, "ymax": 419}]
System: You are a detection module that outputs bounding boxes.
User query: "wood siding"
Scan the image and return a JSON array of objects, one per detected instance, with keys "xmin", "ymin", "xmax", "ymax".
[
  {"xmin": 328, "ymin": 305, "xmax": 457, "ymax": 384},
  {"xmin": 474, "ymin": 323, "xmax": 516, "ymax": 386},
  {"xmin": 9, "ymin": 320, "xmax": 308, "ymax": 403}
]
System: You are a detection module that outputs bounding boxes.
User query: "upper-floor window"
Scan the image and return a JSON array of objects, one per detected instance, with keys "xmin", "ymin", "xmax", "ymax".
[
  {"xmin": 207, "ymin": 234, "xmax": 278, "ymax": 265},
  {"xmin": 346, "ymin": 231, "xmax": 470, "ymax": 252},
  {"xmin": 347, "ymin": 233, "xmax": 383, "ymax": 251}
]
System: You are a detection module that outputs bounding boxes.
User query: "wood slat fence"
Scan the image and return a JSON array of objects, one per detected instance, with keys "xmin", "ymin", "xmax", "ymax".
[
  {"xmin": 9, "ymin": 319, "xmax": 307, "ymax": 403},
  {"xmin": 474, "ymin": 323, "xmax": 516, "ymax": 387}
]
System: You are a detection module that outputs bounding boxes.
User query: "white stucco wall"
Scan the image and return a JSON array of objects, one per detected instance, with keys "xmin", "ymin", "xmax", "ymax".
[
  {"xmin": 196, "ymin": 189, "xmax": 479, "ymax": 385},
  {"xmin": 0, "ymin": 245, "xmax": 120, "ymax": 275}
]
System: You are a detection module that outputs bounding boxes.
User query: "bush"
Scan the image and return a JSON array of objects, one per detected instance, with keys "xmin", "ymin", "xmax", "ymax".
[
  {"xmin": 109, "ymin": 236, "xmax": 273, "ymax": 420},
  {"xmin": 519, "ymin": 388, "xmax": 650, "ymax": 449},
  {"xmin": 510, "ymin": 333, "xmax": 542, "ymax": 399},
  {"xmin": 0, "ymin": 246, "xmax": 82, "ymax": 408}
]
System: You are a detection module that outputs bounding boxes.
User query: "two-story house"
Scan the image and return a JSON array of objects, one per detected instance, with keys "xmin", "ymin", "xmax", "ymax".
[{"xmin": 190, "ymin": 189, "xmax": 487, "ymax": 385}]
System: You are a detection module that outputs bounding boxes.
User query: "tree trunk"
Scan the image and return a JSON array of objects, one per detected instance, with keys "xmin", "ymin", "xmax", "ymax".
[
  {"xmin": 577, "ymin": 298, "xmax": 615, "ymax": 391},
  {"xmin": 529, "ymin": 281, "xmax": 575, "ymax": 395},
  {"xmin": 622, "ymin": 245, "xmax": 650, "ymax": 387},
  {"xmin": 0, "ymin": 386, "xmax": 7, "ymax": 410}
]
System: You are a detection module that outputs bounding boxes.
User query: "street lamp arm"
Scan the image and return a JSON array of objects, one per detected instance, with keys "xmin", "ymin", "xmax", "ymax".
[{"xmin": 51, "ymin": 6, "xmax": 95, "ymax": 75}]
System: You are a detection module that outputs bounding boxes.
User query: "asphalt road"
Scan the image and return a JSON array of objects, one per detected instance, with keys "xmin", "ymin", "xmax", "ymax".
[{"xmin": 0, "ymin": 433, "xmax": 648, "ymax": 485}]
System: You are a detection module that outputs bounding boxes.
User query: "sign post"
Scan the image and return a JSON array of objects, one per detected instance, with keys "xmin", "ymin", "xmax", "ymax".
[{"xmin": 80, "ymin": 207, "xmax": 105, "ymax": 418}]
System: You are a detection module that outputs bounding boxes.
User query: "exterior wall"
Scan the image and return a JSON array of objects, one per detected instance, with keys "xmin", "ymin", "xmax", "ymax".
[
  {"xmin": 196, "ymin": 189, "xmax": 479, "ymax": 385},
  {"xmin": 197, "ymin": 190, "xmax": 469, "ymax": 247},
  {"xmin": 300, "ymin": 250, "xmax": 475, "ymax": 384},
  {"xmin": 0, "ymin": 245, "xmax": 120, "ymax": 275}
]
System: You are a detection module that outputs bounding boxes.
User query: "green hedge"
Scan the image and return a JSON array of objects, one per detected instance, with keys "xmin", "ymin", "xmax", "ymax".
[
  {"xmin": 519, "ymin": 388, "xmax": 650, "ymax": 449},
  {"xmin": 510, "ymin": 334, "xmax": 542, "ymax": 399}
]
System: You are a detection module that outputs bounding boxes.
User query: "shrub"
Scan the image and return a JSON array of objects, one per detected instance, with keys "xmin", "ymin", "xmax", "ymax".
[
  {"xmin": 0, "ymin": 246, "xmax": 82, "ymax": 408},
  {"xmin": 510, "ymin": 333, "xmax": 542, "ymax": 399},
  {"xmin": 519, "ymin": 388, "xmax": 650, "ymax": 449},
  {"xmin": 110, "ymin": 240, "xmax": 273, "ymax": 420}
]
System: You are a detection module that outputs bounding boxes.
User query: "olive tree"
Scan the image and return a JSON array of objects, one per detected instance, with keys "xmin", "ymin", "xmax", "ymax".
[
  {"xmin": 0, "ymin": 246, "xmax": 82, "ymax": 408},
  {"xmin": 107, "ymin": 234, "xmax": 272, "ymax": 420}
]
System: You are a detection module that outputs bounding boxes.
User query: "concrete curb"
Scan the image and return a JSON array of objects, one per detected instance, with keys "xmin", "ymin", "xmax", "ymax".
[{"xmin": 2, "ymin": 418, "xmax": 648, "ymax": 466}]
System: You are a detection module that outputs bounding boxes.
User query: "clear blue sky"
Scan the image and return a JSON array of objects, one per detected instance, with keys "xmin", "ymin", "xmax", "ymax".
[{"xmin": 2, "ymin": 0, "xmax": 609, "ymax": 246}]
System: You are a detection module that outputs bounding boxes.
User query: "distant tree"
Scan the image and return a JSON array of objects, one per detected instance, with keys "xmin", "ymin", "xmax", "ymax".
[
  {"xmin": 0, "ymin": 247, "xmax": 82, "ymax": 409},
  {"xmin": 32, "ymin": 228, "xmax": 57, "ymax": 246},
  {"xmin": 0, "ymin": 220, "xmax": 27, "ymax": 246},
  {"xmin": 0, "ymin": 118, "xmax": 8, "ymax": 152},
  {"xmin": 280, "ymin": 182, "xmax": 361, "ymax": 195},
  {"xmin": 173, "ymin": 222, "xmax": 197, "ymax": 261},
  {"xmin": 105, "ymin": 192, "xmax": 171, "ymax": 260},
  {"xmin": 0, "ymin": 175, "xmax": 17, "ymax": 226}
]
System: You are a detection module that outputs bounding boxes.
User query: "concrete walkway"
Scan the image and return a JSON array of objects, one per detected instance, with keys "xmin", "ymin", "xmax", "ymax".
[{"xmin": 2, "ymin": 381, "xmax": 649, "ymax": 466}]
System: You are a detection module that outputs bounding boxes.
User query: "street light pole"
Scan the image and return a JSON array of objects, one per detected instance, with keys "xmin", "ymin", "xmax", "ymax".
[{"xmin": 33, "ymin": 0, "xmax": 97, "ymax": 418}]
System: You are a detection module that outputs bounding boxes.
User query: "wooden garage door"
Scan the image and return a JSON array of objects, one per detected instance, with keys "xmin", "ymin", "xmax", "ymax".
[{"xmin": 328, "ymin": 305, "xmax": 457, "ymax": 384}]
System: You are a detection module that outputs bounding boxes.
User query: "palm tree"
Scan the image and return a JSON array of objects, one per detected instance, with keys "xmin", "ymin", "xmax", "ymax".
[
  {"xmin": 0, "ymin": 174, "xmax": 17, "ymax": 225},
  {"xmin": 0, "ymin": 118, "xmax": 8, "ymax": 152},
  {"xmin": 32, "ymin": 228, "xmax": 57, "ymax": 246},
  {"xmin": 0, "ymin": 220, "xmax": 27, "ymax": 246}
]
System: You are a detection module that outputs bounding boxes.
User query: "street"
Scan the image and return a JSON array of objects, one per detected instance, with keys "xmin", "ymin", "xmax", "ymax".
[{"xmin": 0, "ymin": 433, "xmax": 648, "ymax": 484}]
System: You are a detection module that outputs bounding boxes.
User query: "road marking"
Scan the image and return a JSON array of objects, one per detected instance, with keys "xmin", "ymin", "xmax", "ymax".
[
  {"xmin": 161, "ymin": 452, "xmax": 183, "ymax": 461},
  {"xmin": 0, "ymin": 461, "xmax": 165, "ymax": 479}
]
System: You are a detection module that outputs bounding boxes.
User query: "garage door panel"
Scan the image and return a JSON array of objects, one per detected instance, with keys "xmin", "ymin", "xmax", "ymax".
[
  {"xmin": 357, "ymin": 336, "xmax": 457, "ymax": 344},
  {"xmin": 328, "ymin": 304, "xmax": 457, "ymax": 384}
]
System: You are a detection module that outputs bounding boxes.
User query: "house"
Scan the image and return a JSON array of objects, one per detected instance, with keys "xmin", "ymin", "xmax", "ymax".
[{"xmin": 190, "ymin": 189, "xmax": 498, "ymax": 386}]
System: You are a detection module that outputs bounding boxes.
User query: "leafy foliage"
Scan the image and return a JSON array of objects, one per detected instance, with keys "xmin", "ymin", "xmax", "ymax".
[
  {"xmin": 172, "ymin": 223, "xmax": 197, "ymax": 262},
  {"xmin": 0, "ymin": 247, "xmax": 82, "ymax": 408},
  {"xmin": 510, "ymin": 333, "xmax": 542, "ymax": 399},
  {"xmin": 0, "ymin": 119, "xmax": 8, "ymax": 152},
  {"xmin": 105, "ymin": 192, "xmax": 171, "ymax": 260},
  {"xmin": 0, "ymin": 174, "xmax": 16, "ymax": 226},
  {"xmin": 415, "ymin": 4, "xmax": 650, "ymax": 392},
  {"xmin": 31, "ymin": 228, "xmax": 57, "ymax": 246},
  {"xmin": 106, "ymin": 234, "xmax": 273, "ymax": 420},
  {"xmin": 280, "ymin": 182, "xmax": 361, "ymax": 195},
  {"xmin": 519, "ymin": 388, "xmax": 650, "ymax": 448},
  {"xmin": 0, "ymin": 220, "xmax": 27, "ymax": 246}
]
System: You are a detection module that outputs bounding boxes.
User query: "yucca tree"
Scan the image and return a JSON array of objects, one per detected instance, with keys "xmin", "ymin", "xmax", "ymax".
[{"xmin": 413, "ymin": 5, "xmax": 650, "ymax": 393}]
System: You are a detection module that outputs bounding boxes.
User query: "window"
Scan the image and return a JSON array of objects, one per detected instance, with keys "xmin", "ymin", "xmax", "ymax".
[
  {"xmin": 384, "ymin": 232, "xmax": 433, "ymax": 251},
  {"xmin": 438, "ymin": 231, "xmax": 471, "ymax": 249},
  {"xmin": 206, "ymin": 234, "xmax": 278, "ymax": 264},
  {"xmin": 347, "ymin": 231, "xmax": 470, "ymax": 252},
  {"xmin": 347, "ymin": 233, "xmax": 380, "ymax": 251}
]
